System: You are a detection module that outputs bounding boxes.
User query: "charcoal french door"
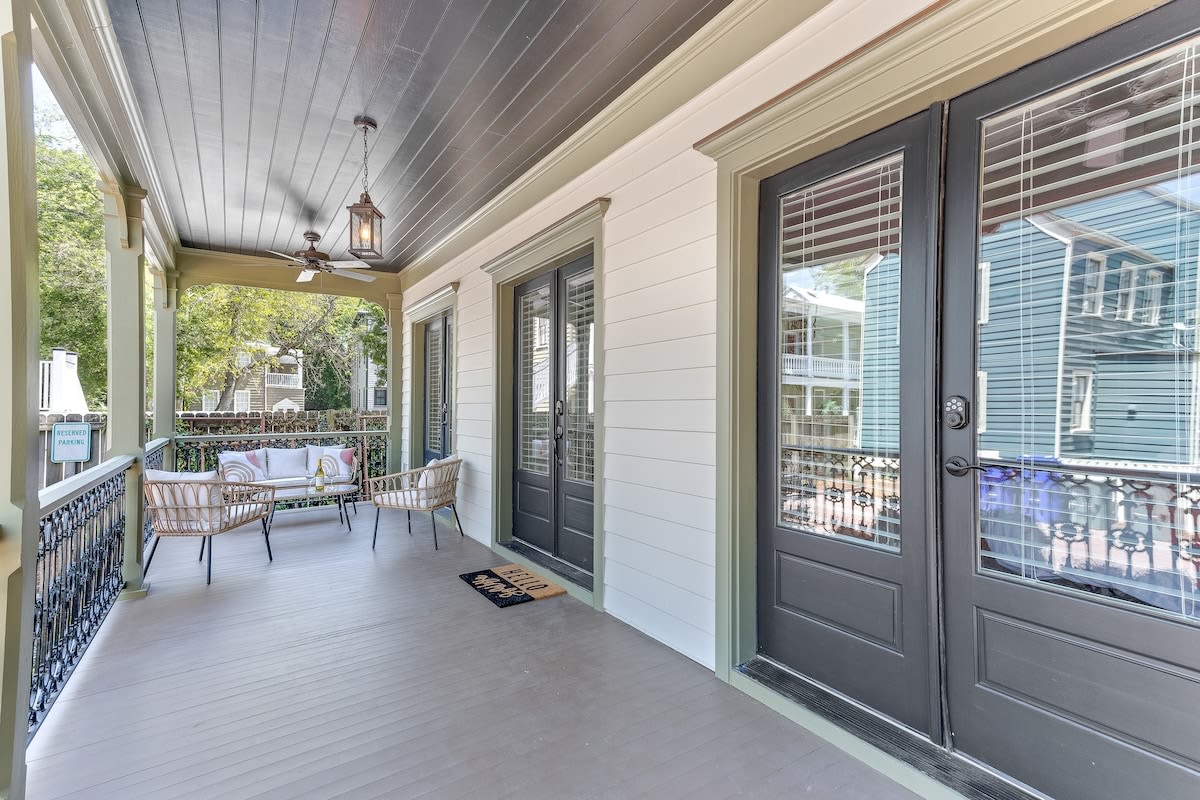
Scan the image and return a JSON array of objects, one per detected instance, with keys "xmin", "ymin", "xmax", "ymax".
[
  {"xmin": 757, "ymin": 110, "xmax": 939, "ymax": 734},
  {"xmin": 422, "ymin": 311, "xmax": 452, "ymax": 463},
  {"xmin": 940, "ymin": 4, "xmax": 1200, "ymax": 797},
  {"xmin": 512, "ymin": 256, "xmax": 596, "ymax": 582}
]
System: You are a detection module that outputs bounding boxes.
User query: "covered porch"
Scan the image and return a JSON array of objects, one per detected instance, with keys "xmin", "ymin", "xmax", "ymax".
[
  {"xmin": 1, "ymin": 0, "xmax": 1194, "ymax": 799},
  {"xmin": 24, "ymin": 511, "xmax": 914, "ymax": 799}
]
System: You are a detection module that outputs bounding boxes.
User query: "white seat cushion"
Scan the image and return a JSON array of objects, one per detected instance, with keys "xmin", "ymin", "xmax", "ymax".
[
  {"xmin": 256, "ymin": 476, "xmax": 311, "ymax": 490},
  {"xmin": 145, "ymin": 470, "xmax": 220, "ymax": 533},
  {"xmin": 373, "ymin": 489, "xmax": 429, "ymax": 509},
  {"xmin": 265, "ymin": 447, "xmax": 309, "ymax": 480},
  {"xmin": 223, "ymin": 502, "xmax": 270, "ymax": 528},
  {"xmin": 217, "ymin": 449, "xmax": 267, "ymax": 482}
]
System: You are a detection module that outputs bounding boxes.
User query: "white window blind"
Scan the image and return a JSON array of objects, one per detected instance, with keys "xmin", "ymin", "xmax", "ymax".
[
  {"xmin": 518, "ymin": 287, "xmax": 552, "ymax": 475},
  {"xmin": 975, "ymin": 35, "xmax": 1200, "ymax": 621},
  {"xmin": 777, "ymin": 154, "xmax": 903, "ymax": 552}
]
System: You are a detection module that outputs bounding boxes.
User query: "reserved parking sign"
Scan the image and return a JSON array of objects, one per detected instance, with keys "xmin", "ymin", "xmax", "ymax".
[{"xmin": 50, "ymin": 422, "xmax": 92, "ymax": 463}]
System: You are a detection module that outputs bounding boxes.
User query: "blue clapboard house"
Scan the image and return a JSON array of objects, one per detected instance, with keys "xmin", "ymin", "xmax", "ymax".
[{"xmin": 859, "ymin": 186, "xmax": 1200, "ymax": 465}]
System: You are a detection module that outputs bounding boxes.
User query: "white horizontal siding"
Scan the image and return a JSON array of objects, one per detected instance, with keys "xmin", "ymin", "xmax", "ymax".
[{"xmin": 398, "ymin": 0, "xmax": 937, "ymax": 669}]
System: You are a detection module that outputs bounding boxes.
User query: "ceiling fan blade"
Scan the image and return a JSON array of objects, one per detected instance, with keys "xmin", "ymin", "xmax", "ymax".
[
  {"xmin": 325, "ymin": 260, "xmax": 371, "ymax": 269},
  {"xmin": 295, "ymin": 269, "xmax": 316, "ymax": 283},
  {"xmin": 266, "ymin": 250, "xmax": 304, "ymax": 263},
  {"xmin": 335, "ymin": 269, "xmax": 376, "ymax": 283}
]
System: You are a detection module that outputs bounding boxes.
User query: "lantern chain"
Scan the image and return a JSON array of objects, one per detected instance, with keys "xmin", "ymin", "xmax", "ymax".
[{"xmin": 361, "ymin": 122, "xmax": 369, "ymax": 195}]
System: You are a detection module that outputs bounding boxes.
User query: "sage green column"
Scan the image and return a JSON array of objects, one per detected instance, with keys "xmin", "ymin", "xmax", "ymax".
[
  {"xmin": 102, "ymin": 184, "xmax": 150, "ymax": 599},
  {"xmin": 0, "ymin": 2, "xmax": 40, "ymax": 795},
  {"xmin": 385, "ymin": 291, "xmax": 403, "ymax": 473},
  {"xmin": 151, "ymin": 267, "xmax": 177, "ymax": 444}
]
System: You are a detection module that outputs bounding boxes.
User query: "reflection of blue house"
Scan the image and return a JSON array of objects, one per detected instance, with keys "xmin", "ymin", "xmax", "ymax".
[{"xmin": 861, "ymin": 187, "xmax": 1200, "ymax": 464}]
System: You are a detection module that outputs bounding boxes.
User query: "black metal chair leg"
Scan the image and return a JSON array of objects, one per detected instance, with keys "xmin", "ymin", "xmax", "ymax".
[
  {"xmin": 199, "ymin": 536, "xmax": 207, "ymax": 561},
  {"xmin": 206, "ymin": 537, "xmax": 213, "ymax": 585},
  {"xmin": 262, "ymin": 518, "xmax": 273, "ymax": 562},
  {"xmin": 338, "ymin": 497, "xmax": 345, "ymax": 524},
  {"xmin": 144, "ymin": 536, "xmax": 160, "ymax": 576},
  {"xmin": 431, "ymin": 511, "xmax": 438, "ymax": 550},
  {"xmin": 407, "ymin": 510, "xmax": 412, "ymax": 536},
  {"xmin": 372, "ymin": 507, "xmax": 381, "ymax": 550},
  {"xmin": 352, "ymin": 500, "xmax": 358, "ymax": 515},
  {"xmin": 452, "ymin": 504, "xmax": 464, "ymax": 537},
  {"xmin": 344, "ymin": 496, "xmax": 353, "ymax": 533}
]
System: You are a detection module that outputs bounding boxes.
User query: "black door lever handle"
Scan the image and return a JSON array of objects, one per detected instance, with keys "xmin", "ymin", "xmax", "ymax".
[{"xmin": 944, "ymin": 456, "xmax": 987, "ymax": 477}]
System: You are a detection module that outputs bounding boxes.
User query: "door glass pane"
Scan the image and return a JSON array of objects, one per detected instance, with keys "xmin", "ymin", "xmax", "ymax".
[
  {"xmin": 518, "ymin": 286, "xmax": 552, "ymax": 474},
  {"xmin": 425, "ymin": 320, "xmax": 443, "ymax": 454},
  {"xmin": 976, "ymin": 37, "xmax": 1200, "ymax": 621},
  {"xmin": 778, "ymin": 154, "xmax": 903, "ymax": 551},
  {"xmin": 565, "ymin": 271, "xmax": 595, "ymax": 484}
]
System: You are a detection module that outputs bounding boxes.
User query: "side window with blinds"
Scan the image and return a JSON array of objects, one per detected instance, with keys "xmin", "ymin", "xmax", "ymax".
[
  {"xmin": 975, "ymin": 37, "xmax": 1200, "ymax": 619},
  {"xmin": 564, "ymin": 272, "xmax": 595, "ymax": 484},
  {"xmin": 425, "ymin": 320, "xmax": 443, "ymax": 454},
  {"xmin": 777, "ymin": 154, "xmax": 903, "ymax": 551},
  {"xmin": 518, "ymin": 285, "xmax": 553, "ymax": 474}
]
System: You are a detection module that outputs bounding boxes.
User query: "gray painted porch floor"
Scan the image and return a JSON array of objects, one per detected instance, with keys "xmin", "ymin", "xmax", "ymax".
[{"xmin": 26, "ymin": 507, "xmax": 921, "ymax": 799}]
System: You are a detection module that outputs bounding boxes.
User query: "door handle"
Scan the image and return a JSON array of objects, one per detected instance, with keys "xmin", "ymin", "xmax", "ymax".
[{"xmin": 944, "ymin": 456, "xmax": 987, "ymax": 477}]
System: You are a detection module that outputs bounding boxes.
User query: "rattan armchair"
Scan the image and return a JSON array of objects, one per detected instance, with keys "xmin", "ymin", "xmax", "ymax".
[
  {"xmin": 144, "ymin": 479, "xmax": 276, "ymax": 584},
  {"xmin": 367, "ymin": 457, "xmax": 463, "ymax": 550}
]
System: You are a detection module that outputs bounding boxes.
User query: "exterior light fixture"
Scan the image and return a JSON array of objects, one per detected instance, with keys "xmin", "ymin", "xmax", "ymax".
[{"xmin": 347, "ymin": 116, "xmax": 384, "ymax": 259}]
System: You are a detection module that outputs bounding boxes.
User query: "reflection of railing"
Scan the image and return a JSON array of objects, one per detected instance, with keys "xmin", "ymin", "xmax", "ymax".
[
  {"xmin": 32, "ymin": 455, "xmax": 132, "ymax": 734},
  {"xmin": 780, "ymin": 445, "xmax": 900, "ymax": 550},
  {"xmin": 174, "ymin": 430, "xmax": 390, "ymax": 505},
  {"xmin": 265, "ymin": 372, "xmax": 302, "ymax": 388},
  {"xmin": 977, "ymin": 458, "xmax": 1200, "ymax": 617},
  {"xmin": 781, "ymin": 354, "xmax": 862, "ymax": 381}
]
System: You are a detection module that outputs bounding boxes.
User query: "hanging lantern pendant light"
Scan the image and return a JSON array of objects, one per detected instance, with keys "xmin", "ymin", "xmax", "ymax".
[{"xmin": 348, "ymin": 115, "xmax": 384, "ymax": 259}]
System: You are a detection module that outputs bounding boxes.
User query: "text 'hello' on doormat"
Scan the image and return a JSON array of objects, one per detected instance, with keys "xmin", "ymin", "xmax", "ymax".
[{"xmin": 459, "ymin": 563, "xmax": 566, "ymax": 608}]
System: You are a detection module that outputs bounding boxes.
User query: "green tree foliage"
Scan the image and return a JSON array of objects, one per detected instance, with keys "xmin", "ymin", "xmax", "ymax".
[
  {"xmin": 176, "ymin": 285, "xmax": 384, "ymax": 411},
  {"xmin": 36, "ymin": 113, "xmax": 108, "ymax": 407},
  {"xmin": 811, "ymin": 254, "xmax": 874, "ymax": 301}
]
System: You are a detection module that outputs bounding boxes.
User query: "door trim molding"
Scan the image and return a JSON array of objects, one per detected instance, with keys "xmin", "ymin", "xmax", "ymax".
[
  {"xmin": 403, "ymin": 281, "xmax": 458, "ymax": 321},
  {"xmin": 695, "ymin": 0, "xmax": 1165, "ymax": 688},
  {"xmin": 406, "ymin": 284, "xmax": 459, "ymax": 469},
  {"xmin": 484, "ymin": 198, "xmax": 609, "ymax": 610}
]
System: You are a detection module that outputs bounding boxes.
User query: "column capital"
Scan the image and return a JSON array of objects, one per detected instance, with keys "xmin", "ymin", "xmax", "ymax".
[
  {"xmin": 385, "ymin": 291, "xmax": 404, "ymax": 311},
  {"xmin": 98, "ymin": 182, "xmax": 146, "ymax": 251}
]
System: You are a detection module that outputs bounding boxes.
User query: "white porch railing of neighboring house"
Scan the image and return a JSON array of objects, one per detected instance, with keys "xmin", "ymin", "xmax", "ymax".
[
  {"xmin": 39, "ymin": 360, "xmax": 52, "ymax": 409},
  {"xmin": 782, "ymin": 354, "xmax": 863, "ymax": 381},
  {"xmin": 265, "ymin": 372, "xmax": 303, "ymax": 388}
]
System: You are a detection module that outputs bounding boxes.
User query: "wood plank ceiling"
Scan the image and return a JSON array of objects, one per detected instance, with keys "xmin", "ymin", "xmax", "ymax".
[{"xmin": 104, "ymin": 0, "xmax": 736, "ymax": 272}]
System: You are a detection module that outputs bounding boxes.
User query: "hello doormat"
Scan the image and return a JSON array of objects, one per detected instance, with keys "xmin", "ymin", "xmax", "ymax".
[{"xmin": 459, "ymin": 564, "xmax": 566, "ymax": 608}]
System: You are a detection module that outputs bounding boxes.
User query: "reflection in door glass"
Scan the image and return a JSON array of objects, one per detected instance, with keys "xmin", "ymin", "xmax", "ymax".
[
  {"xmin": 777, "ymin": 155, "xmax": 902, "ymax": 551},
  {"xmin": 975, "ymin": 37, "xmax": 1200, "ymax": 621},
  {"xmin": 518, "ymin": 287, "xmax": 552, "ymax": 475},
  {"xmin": 564, "ymin": 272, "xmax": 595, "ymax": 484},
  {"xmin": 425, "ymin": 320, "xmax": 443, "ymax": 454}
]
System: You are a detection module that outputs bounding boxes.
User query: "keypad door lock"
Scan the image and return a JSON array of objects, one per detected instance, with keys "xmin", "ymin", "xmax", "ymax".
[{"xmin": 944, "ymin": 395, "xmax": 970, "ymax": 429}]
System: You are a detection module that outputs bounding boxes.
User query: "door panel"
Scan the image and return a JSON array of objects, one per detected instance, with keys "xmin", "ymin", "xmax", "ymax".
[
  {"xmin": 757, "ymin": 111, "xmax": 937, "ymax": 735},
  {"xmin": 422, "ymin": 311, "xmax": 452, "ymax": 463},
  {"xmin": 943, "ymin": 5, "xmax": 1200, "ymax": 796},
  {"xmin": 514, "ymin": 277, "xmax": 555, "ymax": 554},
  {"xmin": 513, "ymin": 257, "xmax": 596, "ymax": 579}
]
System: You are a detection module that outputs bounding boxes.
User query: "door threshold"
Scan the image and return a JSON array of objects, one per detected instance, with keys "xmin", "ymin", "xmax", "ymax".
[
  {"xmin": 499, "ymin": 539, "xmax": 593, "ymax": 592},
  {"xmin": 738, "ymin": 657, "xmax": 1047, "ymax": 800}
]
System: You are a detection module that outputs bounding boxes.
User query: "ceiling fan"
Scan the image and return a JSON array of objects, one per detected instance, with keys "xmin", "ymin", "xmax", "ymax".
[{"xmin": 265, "ymin": 232, "xmax": 377, "ymax": 283}]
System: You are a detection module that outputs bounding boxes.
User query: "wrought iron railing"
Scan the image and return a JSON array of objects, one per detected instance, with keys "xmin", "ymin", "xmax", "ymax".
[
  {"xmin": 780, "ymin": 446, "xmax": 1199, "ymax": 616},
  {"xmin": 173, "ymin": 430, "xmax": 390, "ymax": 508},
  {"xmin": 780, "ymin": 445, "xmax": 901, "ymax": 549},
  {"xmin": 31, "ymin": 455, "xmax": 132, "ymax": 734},
  {"xmin": 976, "ymin": 457, "xmax": 1200, "ymax": 617},
  {"xmin": 142, "ymin": 438, "xmax": 169, "ymax": 548}
]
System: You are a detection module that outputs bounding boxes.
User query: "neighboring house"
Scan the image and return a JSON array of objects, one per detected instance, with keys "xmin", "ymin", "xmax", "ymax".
[
  {"xmin": 349, "ymin": 352, "xmax": 388, "ymax": 411},
  {"xmin": 38, "ymin": 347, "xmax": 89, "ymax": 414},
  {"xmin": 780, "ymin": 285, "xmax": 865, "ymax": 448},
  {"xmin": 859, "ymin": 187, "xmax": 1200, "ymax": 465},
  {"xmin": 189, "ymin": 345, "xmax": 305, "ymax": 413}
]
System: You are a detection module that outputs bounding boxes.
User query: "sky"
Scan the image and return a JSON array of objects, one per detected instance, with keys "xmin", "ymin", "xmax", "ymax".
[{"xmin": 32, "ymin": 65, "xmax": 83, "ymax": 149}]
